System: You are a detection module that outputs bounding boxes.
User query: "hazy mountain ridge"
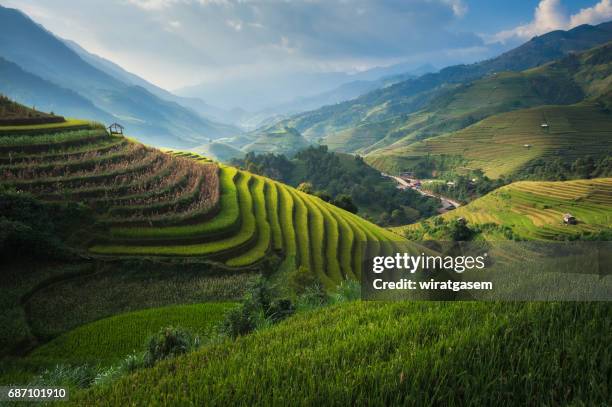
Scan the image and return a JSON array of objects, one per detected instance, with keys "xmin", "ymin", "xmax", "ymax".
[
  {"xmin": 0, "ymin": 5, "xmax": 239, "ymax": 148},
  {"xmin": 0, "ymin": 56, "xmax": 112, "ymax": 122}
]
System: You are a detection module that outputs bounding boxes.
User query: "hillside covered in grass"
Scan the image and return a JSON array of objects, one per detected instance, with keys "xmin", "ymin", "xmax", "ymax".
[
  {"xmin": 362, "ymin": 41, "xmax": 612, "ymax": 157},
  {"xmin": 0, "ymin": 114, "xmax": 419, "ymax": 386},
  {"xmin": 23, "ymin": 302, "xmax": 236, "ymax": 368},
  {"xmin": 394, "ymin": 178, "xmax": 612, "ymax": 241},
  {"xmin": 243, "ymin": 126, "xmax": 311, "ymax": 157},
  {"xmin": 367, "ymin": 100, "xmax": 612, "ymax": 178},
  {"xmin": 73, "ymin": 301, "xmax": 611, "ymax": 405}
]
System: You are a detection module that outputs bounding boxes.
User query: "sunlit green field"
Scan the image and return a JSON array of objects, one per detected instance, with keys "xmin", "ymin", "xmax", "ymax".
[
  {"xmin": 73, "ymin": 301, "xmax": 611, "ymax": 406},
  {"xmin": 393, "ymin": 178, "xmax": 612, "ymax": 240}
]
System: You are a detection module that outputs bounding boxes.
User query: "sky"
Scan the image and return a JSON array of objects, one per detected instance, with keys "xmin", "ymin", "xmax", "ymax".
[{"xmin": 3, "ymin": 0, "xmax": 611, "ymax": 109}]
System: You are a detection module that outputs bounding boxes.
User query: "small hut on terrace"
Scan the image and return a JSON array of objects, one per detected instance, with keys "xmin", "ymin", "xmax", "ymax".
[
  {"xmin": 563, "ymin": 213, "xmax": 577, "ymax": 225},
  {"xmin": 108, "ymin": 123, "xmax": 124, "ymax": 135}
]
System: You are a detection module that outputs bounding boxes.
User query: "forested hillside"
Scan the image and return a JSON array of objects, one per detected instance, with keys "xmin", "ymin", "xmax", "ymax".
[{"xmin": 232, "ymin": 146, "xmax": 439, "ymax": 225}]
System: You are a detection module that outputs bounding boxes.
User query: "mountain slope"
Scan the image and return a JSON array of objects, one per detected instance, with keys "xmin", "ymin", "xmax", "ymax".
[
  {"xmin": 366, "ymin": 101, "xmax": 612, "ymax": 178},
  {"xmin": 0, "ymin": 57, "xmax": 112, "ymax": 123},
  {"xmin": 63, "ymin": 39, "xmax": 241, "ymax": 126},
  {"xmin": 0, "ymin": 5, "xmax": 239, "ymax": 148},
  {"xmin": 277, "ymin": 22, "xmax": 612, "ymax": 152},
  {"xmin": 364, "ymin": 41, "xmax": 612, "ymax": 168},
  {"xmin": 243, "ymin": 127, "xmax": 311, "ymax": 157},
  {"xmin": 393, "ymin": 178, "xmax": 612, "ymax": 241}
]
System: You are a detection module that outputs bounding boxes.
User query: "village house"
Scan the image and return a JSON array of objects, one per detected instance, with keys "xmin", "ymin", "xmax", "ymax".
[{"xmin": 563, "ymin": 213, "xmax": 577, "ymax": 225}]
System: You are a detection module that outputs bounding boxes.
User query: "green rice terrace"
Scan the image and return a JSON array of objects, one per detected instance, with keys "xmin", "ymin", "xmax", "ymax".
[
  {"xmin": 1, "ymin": 10, "xmax": 611, "ymax": 405},
  {"xmin": 393, "ymin": 178, "xmax": 612, "ymax": 240},
  {"xmin": 0, "ymin": 120, "xmax": 405, "ymax": 287},
  {"xmin": 0, "ymin": 116, "xmax": 610, "ymax": 405},
  {"xmin": 366, "ymin": 101, "xmax": 612, "ymax": 178}
]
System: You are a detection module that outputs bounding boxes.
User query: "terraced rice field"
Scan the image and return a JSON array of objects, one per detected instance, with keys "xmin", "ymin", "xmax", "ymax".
[
  {"xmin": 367, "ymin": 103, "xmax": 612, "ymax": 178},
  {"xmin": 394, "ymin": 178, "xmax": 612, "ymax": 240},
  {"xmin": 0, "ymin": 122, "xmax": 405, "ymax": 288},
  {"xmin": 24, "ymin": 303, "xmax": 237, "ymax": 367},
  {"xmin": 0, "ymin": 118, "xmax": 92, "ymax": 134}
]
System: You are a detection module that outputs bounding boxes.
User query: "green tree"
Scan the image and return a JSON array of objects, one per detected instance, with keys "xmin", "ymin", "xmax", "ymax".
[
  {"xmin": 297, "ymin": 182, "xmax": 314, "ymax": 194},
  {"xmin": 332, "ymin": 194, "xmax": 358, "ymax": 213}
]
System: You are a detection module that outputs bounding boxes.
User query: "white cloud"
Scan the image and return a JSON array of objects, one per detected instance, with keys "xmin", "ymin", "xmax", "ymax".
[
  {"xmin": 441, "ymin": 0, "xmax": 468, "ymax": 17},
  {"xmin": 125, "ymin": 0, "xmax": 178, "ymax": 10},
  {"xmin": 126, "ymin": 0, "xmax": 228, "ymax": 10},
  {"xmin": 570, "ymin": 0, "xmax": 612, "ymax": 26},
  {"xmin": 489, "ymin": 0, "xmax": 612, "ymax": 44},
  {"xmin": 2, "ymin": 0, "xmax": 479, "ymax": 98},
  {"xmin": 226, "ymin": 19, "xmax": 242, "ymax": 31}
]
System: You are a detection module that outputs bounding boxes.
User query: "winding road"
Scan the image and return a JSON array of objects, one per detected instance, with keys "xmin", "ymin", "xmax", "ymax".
[{"xmin": 385, "ymin": 174, "xmax": 462, "ymax": 212}]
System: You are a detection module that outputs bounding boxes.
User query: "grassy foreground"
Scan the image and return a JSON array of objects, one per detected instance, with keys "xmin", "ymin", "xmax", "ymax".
[
  {"xmin": 73, "ymin": 301, "xmax": 610, "ymax": 405},
  {"xmin": 25, "ymin": 303, "xmax": 236, "ymax": 367}
]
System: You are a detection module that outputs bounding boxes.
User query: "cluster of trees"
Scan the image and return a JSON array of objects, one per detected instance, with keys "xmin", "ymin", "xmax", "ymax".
[
  {"xmin": 232, "ymin": 152, "xmax": 293, "ymax": 183},
  {"xmin": 404, "ymin": 217, "xmax": 477, "ymax": 241},
  {"xmin": 397, "ymin": 154, "xmax": 468, "ymax": 179},
  {"xmin": 404, "ymin": 217, "xmax": 519, "ymax": 241},
  {"xmin": 296, "ymin": 182, "xmax": 358, "ymax": 213},
  {"xmin": 516, "ymin": 156, "xmax": 612, "ymax": 181},
  {"xmin": 426, "ymin": 170, "xmax": 509, "ymax": 204},
  {"xmin": 233, "ymin": 146, "xmax": 438, "ymax": 226}
]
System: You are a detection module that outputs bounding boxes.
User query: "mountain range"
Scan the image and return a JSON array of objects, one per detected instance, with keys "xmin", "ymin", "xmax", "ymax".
[
  {"xmin": 0, "ymin": 5, "xmax": 239, "ymax": 148},
  {"xmin": 271, "ymin": 21, "xmax": 612, "ymax": 157}
]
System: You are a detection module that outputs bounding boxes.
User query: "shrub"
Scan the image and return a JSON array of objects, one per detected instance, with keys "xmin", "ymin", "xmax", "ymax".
[
  {"xmin": 313, "ymin": 190, "xmax": 332, "ymax": 202},
  {"xmin": 93, "ymin": 351, "xmax": 147, "ymax": 386},
  {"xmin": 288, "ymin": 266, "xmax": 319, "ymax": 295},
  {"xmin": 330, "ymin": 280, "xmax": 361, "ymax": 304},
  {"xmin": 219, "ymin": 306, "xmax": 257, "ymax": 338},
  {"xmin": 219, "ymin": 278, "xmax": 295, "ymax": 338},
  {"xmin": 297, "ymin": 182, "xmax": 313, "ymax": 194},
  {"xmin": 118, "ymin": 351, "xmax": 146, "ymax": 373},
  {"xmin": 93, "ymin": 365, "xmax": 122, "ymax": 387},
  {"xmin": 295, "ymin": 283, "xmax": 328, "ymax": 311},
  {"xmin": 267, "ymin": 299, "xmax": 295, "ymax": 323},
  {"xmin": 30, "ymin": 364, "xmax": 96, "ymax": 389},
  {"xmin": 144, "ymin": 327, "xmax": 198, "ymax": 367},
  {"xmin": 448, "ymin": 219, "xmax": 474, "ymax": 241}
]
